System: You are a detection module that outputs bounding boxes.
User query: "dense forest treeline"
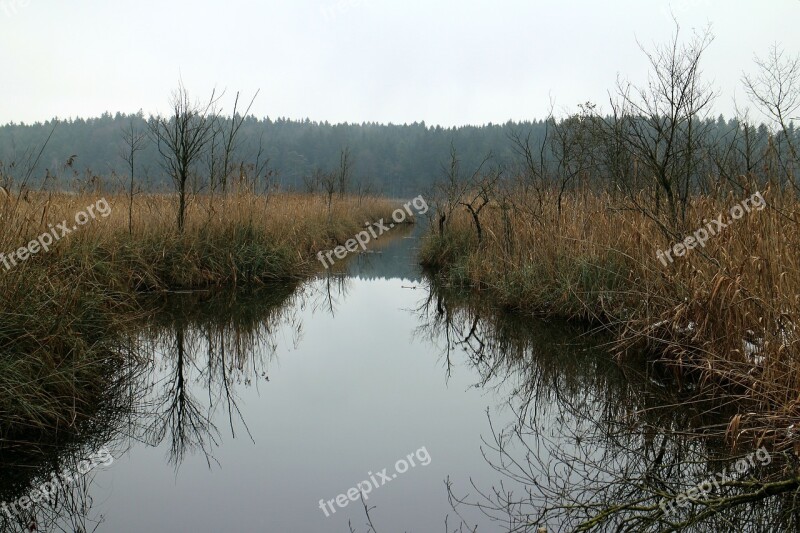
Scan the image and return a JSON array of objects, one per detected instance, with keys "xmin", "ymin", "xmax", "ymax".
[
  {"xmin": 0, "ymin": 113, "xmax": 521, "ymax": 196},
  {"xmin": 0, "ymin": 112, "xmax": 796, "ymax": 198}
]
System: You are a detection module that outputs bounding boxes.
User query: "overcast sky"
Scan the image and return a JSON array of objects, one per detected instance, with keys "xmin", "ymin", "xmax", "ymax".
[{"xmin": 0, "ymin": 0, "xmax": 798, "ymax": 127}]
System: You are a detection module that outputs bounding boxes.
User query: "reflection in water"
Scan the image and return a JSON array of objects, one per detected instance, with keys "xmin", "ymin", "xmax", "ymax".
[
  {"xmin": 2, "ymin": 227, "xmax": 799, "ymax": 532},
  {"xmin": 343, "ymin": 224, "xmax": 421, "ymax": 283},
  {"xmin": 134, "ymin": 286, "xmax": 306, "ymax": 468},
  {"xmin": 0, "ymin": 461, "xmax": 106, "ymax": 533},
  {"xmin": 420, "ymin": 279, "xmax": 800, "ymax": 532}
]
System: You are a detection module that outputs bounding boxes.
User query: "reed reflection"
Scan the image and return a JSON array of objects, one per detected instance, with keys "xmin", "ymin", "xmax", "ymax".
[{"xmin": 418, "ymin": 277, "xmax": 800, "ymax": 532}]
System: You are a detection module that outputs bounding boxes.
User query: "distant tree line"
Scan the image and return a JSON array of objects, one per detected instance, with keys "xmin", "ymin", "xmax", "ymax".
[
  {"xmin": 0, "ymin": 110, "xmax": 795, "ymax": 201},
  {"xmin": 0, "ymin": 110, "xmax": 531, "ymax": 197}
]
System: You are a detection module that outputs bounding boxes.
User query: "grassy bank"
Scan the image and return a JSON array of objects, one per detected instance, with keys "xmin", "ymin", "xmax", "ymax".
[
  {"xmin": 0, "ymin": 191, "xmax": 397, "ymax": 440},
  {"xmin": 2, "ymin": 192, "xmax": 397, "ymax": 288},
  {"xmin": 421, "ymin": 187, "xmax": 800, "ymax": 448}
]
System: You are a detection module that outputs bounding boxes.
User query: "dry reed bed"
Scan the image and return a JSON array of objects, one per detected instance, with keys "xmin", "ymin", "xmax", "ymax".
[
  {"xmin": 1, "ymin": 192, "xmax": 395, "ymax": 287},
  {"xmin": 421, "ymin": 187, "xmax": 800, "ymax": 448}
]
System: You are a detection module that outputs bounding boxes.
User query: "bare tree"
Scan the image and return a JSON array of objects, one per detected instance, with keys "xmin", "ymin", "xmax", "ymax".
[
  {"xmin": 607, "ymin": 23, "xmax": 716, "ymax": 228},
  {"xmin": 743, "ymin": 45, "xmax": 800, "ymax": 185},
  {"xmin": 252, "ymin": 131, "xmax": 275, "ymax": 196},
  {"xmin": 337, "ymin": 146, "xmax": 353, "ymax": 197},
  {"xmin": 318, "ymin": 168, "xmax": 337, "ymax": 218},
  {"xmin": 551, "ymin": 104, "xmax": 596, "ymax": 217},
  {"xmin": 432, "ymin": 145, "xmax": 491, "ymax": 237},
  {"xmin": 508, "ymin": 124, "xmax": 550, "ymax": 215},
  {"xmin": 508, "ymin": 118, "xmax": 550, "ymax": 214},
  {"xmin": 148, "ymin": 83, "xmax": 220, "ymax": 232},
  {"xmin": 220, "ymin": 90, "xmax": 260, "ymax": 194},
  {"xmin": 459, "ymin": 163, "xmax": 502, "ymax": 245},
  {"xmin": 120, "ymin": 115, "xmax": 148, "ymax": 235},
  {"xmin": 354, "ymin": 176, "xmax": 374, "ymax": 205},
  {"xmin": 302, "ymin": 169, "xmax": 321, "ymax": 194}
]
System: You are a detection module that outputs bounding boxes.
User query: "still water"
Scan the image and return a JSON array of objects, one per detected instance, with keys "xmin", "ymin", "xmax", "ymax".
[
  {"xmin": 101, "ymin": 232, "xmax": 533, "ymax": 531},
  {"xmin": 94, "ymin": 227, "xmax": 560, "ymax": 532},
  {"xmin": 2, "ymin": 227, "xmax": 786, "ymax": 532}
]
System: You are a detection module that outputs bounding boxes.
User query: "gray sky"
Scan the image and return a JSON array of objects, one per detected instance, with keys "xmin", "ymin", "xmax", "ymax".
[{"xmin": 1, "ymin": 0, "xmax": 798, "ymax": 126}]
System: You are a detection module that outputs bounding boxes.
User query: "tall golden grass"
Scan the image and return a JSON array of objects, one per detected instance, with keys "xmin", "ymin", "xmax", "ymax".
[
  {"xmin": 421, "ymin": 186, "xmax": 800, "ymax": 449},
  {"xmin": 1, "ymin": 191, "xmax": 395, "ymax": 287}
]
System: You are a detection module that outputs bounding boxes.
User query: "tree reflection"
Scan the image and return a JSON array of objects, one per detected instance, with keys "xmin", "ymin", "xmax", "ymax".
[
  {"xmin": 133, "ymin": 284, "xmax": 305, "ymax": 468},
  {"xmin": 142, "ymin": 326, "xmax": 220, "ymax": 467},
  {"xmin": 0, "ymin": 280, "xmax": 316, "ymax": 530},
  {"xmin": 417, "ymin": 277, "xmax": 800, "ymax": 532}
]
